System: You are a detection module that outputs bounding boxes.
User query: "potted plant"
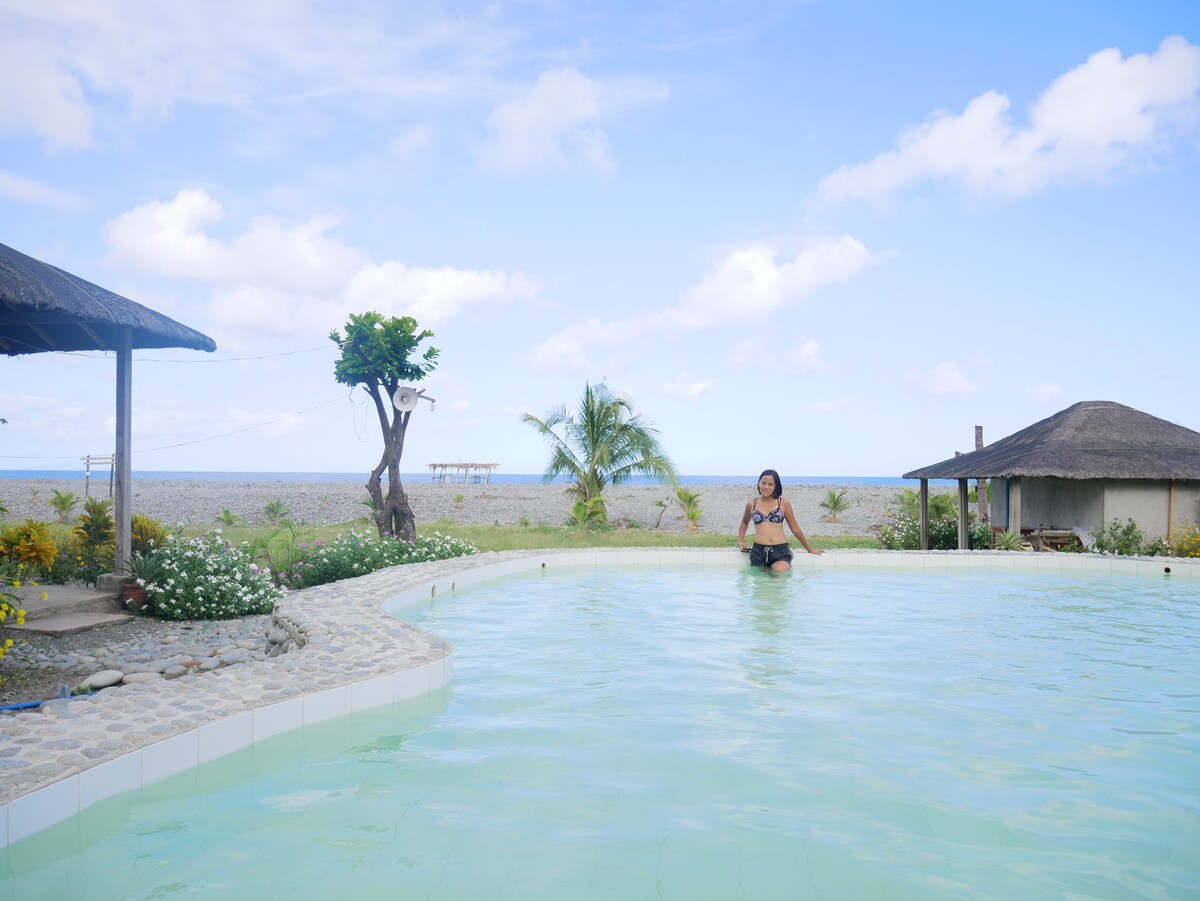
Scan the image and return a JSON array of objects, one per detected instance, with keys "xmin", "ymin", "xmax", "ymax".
[{"xmin": 121, "ymin": 550, "xmax": 164, "ymax": 612}]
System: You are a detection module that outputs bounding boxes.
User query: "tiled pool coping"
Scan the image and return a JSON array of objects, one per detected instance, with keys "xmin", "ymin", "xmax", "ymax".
[{"xmin": 1, "ymin": 547, "xmax": 1195, "ymax": 848}]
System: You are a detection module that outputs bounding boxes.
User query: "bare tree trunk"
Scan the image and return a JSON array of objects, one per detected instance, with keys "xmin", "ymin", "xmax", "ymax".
[{"xmin": 364, "ymin": 383, "xmax": 416, "ymax": 541}]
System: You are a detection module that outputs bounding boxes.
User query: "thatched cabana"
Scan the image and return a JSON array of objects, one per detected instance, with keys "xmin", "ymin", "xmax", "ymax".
[
  {"xmin": 1, "ymin": 241, "xmax": 216, "ymax": 577},
  {"xmin": 902, "ymin": 401, "xmax": 1200, "ymax": 550}
]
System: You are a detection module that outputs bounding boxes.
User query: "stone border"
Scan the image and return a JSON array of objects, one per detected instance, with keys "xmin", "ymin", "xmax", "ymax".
[{"xmin": 1, "ymin": 547, "xmax": 1195, "ymax": 848}]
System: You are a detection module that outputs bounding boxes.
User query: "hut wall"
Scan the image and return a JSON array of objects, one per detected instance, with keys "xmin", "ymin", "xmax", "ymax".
[
  {"xmin": 1020, "ymin": 478, "xmax": 1104, "ymax": 532},
  {"xmin": 1103, "ymin": 479, "xmax": 1200, "ymax": 542}
]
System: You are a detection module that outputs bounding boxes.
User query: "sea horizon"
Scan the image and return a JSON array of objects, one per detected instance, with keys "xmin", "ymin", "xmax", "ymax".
[{"xmin": 0, "ymin": 469, "xmax": 956, "ymax": 487}]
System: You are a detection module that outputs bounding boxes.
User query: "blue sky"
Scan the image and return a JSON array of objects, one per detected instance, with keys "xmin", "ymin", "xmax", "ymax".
[{"xmin": 2, "ymin": 1, "xmax": 1198, "ymax": 478}]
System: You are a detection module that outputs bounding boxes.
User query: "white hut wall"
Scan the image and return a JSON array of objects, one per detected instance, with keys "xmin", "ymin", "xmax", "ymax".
[
  {"xmin": 1103, "ymin": 479, "xmax": 1200, "ymax": 541},
  {"xmin": 1018, "ymin": 478, "xmax": 1104, "ymax": 532}
]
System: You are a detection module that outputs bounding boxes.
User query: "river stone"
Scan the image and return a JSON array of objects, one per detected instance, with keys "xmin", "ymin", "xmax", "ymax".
[
  {"xmin": 83, "ymin": 670, "xmax": 126, "ymax": 689},
  {"xmin": 122, "ymin": 672, "xmax": 164, "ymax": 685}
]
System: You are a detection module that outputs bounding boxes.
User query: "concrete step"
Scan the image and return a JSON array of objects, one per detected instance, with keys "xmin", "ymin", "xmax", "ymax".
[
  {"xmin": 7, "ymin": 585, "xmax": 124, "ymax": 621},
  {"xmin": 7, "ymin": 612, "xmax": 136, "ymax": 636}
]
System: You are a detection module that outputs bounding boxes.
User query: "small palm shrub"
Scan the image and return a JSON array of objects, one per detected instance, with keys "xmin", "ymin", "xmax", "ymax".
[
  {"xmin": 675, "ymin": 487, "xmax": 703, "ymax": 531},
  {"xmin": 277, "ymin": 530, "xmax": 478, "ymax": 589},
  {"xmin": 261, "ymin": 499, "xmax": 291, "ymax": 526},
  {"xmin": 139, "ymin": 531, "xmax": 285, "ymax": 620},
  {"xmin": 819, "ymin": 488, "xmax": 851, "ymax": 522},
  {"xmin": 992, "ymin": 530, "xmax": 1025, "ymax": 551},
  {"xmin": 48, "ymin": 489, "xmax": 78, "ymax": 522}
]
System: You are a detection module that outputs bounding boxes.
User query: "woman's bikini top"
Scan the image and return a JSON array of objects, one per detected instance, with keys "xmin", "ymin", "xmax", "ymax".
[{"xmin": 751, "ymin": 497, "xmax": 785, "ymax": 525}]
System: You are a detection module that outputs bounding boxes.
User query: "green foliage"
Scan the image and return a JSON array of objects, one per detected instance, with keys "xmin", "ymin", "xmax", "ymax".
[
  {"xmin": 261, "ymin": 499, "xmax": 291, "ymax": 527},
  {"xmin": 992, "ymin": 530, "xmax": 1025, "ymax": 551},
  {"xmin": 139, "ymin": 532, "xmax": 285, "ymax": 620},
  {"xmin": 1171, "ymin": 523, "xmax": 1200, "ymax": 558},
  {"xmin": 891, "ymin": 488, "xmax": 959, "ymax": 522},
  {"xmin": 330, "ymin": 311, "xmax": 439, "ymax": 390},
  {"xmin": 523, "ymin": 382, "xmax": 678, "ymax": 525},
  {"xmin": 73, "ymin": 497, "xmax": 115, "ymax": 583},
  {"xmin": 216, "ymin": 508, "xmax": 243, "ymax": 527},
  {"xmin": 131, "ymin": 513, "xmax": 170, "ymax": 556},
  {"xmin": 0, "ymin": 520, "xmax": 59, "ymax": 574},
  {"xmin": 878, "ymin": 515, "xmax": 991, "ymax": 551},
  {"xmin": 675, "ymin": 486, "xmax": 703, "ymax": 531},
  {"xmin": 127, "ymin": 548, "xmax": 167, "ymax": 585},
  {"xmin": 276, "ymin": 530, "xmax": 477, "ymax": 589},
  {"xmin": 1087, "ymin": 518, "xmax": 1169, "ymax": 556},
  {"xmin": 48, "ymin": 489, "xmax": 78, "ymax": 522},
  {"xmin": 818, "ymin": 488, "xmax": 851, "ymax": 522},
  {"xmin": 570, "ymin": 496, "xmax": 608, "ymax": 529}
]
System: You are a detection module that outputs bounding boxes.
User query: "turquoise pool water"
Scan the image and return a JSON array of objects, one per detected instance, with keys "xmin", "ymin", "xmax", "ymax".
[{"xmin": 6, "ymin": 565, "xmax": 1199, "ymax": 899}]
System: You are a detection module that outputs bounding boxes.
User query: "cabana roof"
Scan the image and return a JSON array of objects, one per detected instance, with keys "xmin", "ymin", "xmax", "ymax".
[
  {"xmin": 0, "ymin": 241, "xmax": 215, "ymax": 355},
  {"xmin": 903, "ymin": 400, "xmax": 1200, "ymax": 481}
]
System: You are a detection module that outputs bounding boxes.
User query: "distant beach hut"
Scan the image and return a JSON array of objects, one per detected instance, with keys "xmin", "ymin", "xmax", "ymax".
[
  {"xmin": 903, "ymin": 400, "xmax": 1200, "ymax": 550},
  {"xmin": 0, "ymin": 241, "xmax": 216, "ymax": 577}
]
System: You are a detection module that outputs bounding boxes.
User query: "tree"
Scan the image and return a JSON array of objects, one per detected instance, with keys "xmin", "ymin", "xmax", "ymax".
[
  {"xmin": 523, "ymin": 382, "xmax": 678, "ymax": 524},
  {"xmin": 331, "ymin": 312, "xmax": 438, "ymax": 540}
]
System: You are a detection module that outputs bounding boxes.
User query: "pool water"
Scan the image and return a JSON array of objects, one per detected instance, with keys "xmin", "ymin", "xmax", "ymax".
[{"xmin": 6, "ymin": 565, "xmax": 1199, "ymax": 899}]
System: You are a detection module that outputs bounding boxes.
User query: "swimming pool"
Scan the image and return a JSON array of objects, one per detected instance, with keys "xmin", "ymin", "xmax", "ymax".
[{"xmin": 5, "ymin": 561, "xmax": 1199, "ymax": 898}]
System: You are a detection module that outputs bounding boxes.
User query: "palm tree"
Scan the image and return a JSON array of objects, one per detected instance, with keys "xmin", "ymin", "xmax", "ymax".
[{"xmin": 523, "ymin": 382, "xmax": 678, "ymax": 523}]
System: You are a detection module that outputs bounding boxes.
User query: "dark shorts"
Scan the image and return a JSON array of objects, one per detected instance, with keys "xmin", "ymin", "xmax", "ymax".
[{"xmin": 749, "ymin": 542, "xmax": 794, "ymax": 568}]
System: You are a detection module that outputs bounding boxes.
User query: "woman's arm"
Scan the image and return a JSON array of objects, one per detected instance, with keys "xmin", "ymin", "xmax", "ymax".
[
  {"xmin": 782, "ymin": 499, "xmax": 823, "ymax": 555},
  {"xmin": 737, "ymin": 501, "xmax": 753, "ymax": 550}
]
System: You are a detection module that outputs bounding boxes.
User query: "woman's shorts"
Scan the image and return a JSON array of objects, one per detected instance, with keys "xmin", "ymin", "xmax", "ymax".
[{"xmin": 749, "ymin": 542, "xmax": 794, "ymax": 568}]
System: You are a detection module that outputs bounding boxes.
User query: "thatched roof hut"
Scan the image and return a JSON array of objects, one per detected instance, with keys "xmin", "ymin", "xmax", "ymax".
[
  {"xmin": 1, "ymin": 241, "xmax": 216, "ymax": 578},
  {"xmin": 903, "ymin": 401, "xmax": 1200, "ymax": 481},
  {"xmin": 0, "ymin": 241, "xmax": 215, "ymax": 355},
  {"xmin": 902, "ymin": 401, "xmax": 1200, "ymax": 550}
]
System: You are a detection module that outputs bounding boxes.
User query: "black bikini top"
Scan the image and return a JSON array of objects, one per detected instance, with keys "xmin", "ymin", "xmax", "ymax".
[{"xmin": 751, "ymin": 497, "xmax": 785, "ymax": 524}]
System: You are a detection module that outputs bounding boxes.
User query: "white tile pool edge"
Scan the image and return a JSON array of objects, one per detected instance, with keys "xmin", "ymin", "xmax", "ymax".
[{"xmin": 2, "ymin": 547, "xmax": 1194, "ymax": 849}]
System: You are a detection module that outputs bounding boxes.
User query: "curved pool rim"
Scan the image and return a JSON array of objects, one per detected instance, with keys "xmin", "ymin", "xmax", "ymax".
[{"xmin": 1, "ymin": 547, "xmax": 1195, "ymax": 849}]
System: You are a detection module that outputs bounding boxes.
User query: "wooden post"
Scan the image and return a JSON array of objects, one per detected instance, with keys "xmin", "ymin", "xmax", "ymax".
[
  {"xmin": 958, "ymin": 478, "xmax": 969, "ymax": 549},
  {"xmin": 919, "ymin": 478, "xmax": 929, "ymax": 551},
  {"xmin": 1009, "ymin": 477, "xmax": 1022, "ymax": 539},
  {"xmin": 114, "ymin": 329, "xmax": 133, "ymax": 578},
  {"xmin": 975, "ymin": 426, "xmax": 988, "ymax": 524}
]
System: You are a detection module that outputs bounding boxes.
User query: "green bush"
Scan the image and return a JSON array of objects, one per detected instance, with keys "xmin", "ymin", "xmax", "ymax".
[
  {"xmin": 879, "ymin": 515, "xmax": 991, "ymax": 550},
  {"xmin": 140, "ymin": 531, "xmax": 285, "ymax": 620},
  {"xmin": 1086, "ymin": 518, "xmax": 1170, "ymax": 556},
  {"xmin": 277, "ymin": 530, "xmax": 478, "ymax": 590}
]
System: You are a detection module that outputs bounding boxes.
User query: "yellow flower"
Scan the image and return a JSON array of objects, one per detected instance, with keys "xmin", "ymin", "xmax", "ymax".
[
  {"xmin": 11, "ymin": 580, "xmax": 19, "ymax": 588},
  {"xmin": 40, "ymin": 591, "xmax": 49, "ymax": 600}
]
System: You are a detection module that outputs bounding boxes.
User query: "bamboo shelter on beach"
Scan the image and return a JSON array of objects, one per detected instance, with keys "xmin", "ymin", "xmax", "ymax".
[
  {"xmin": 0, "ymin": 241, "xmax": 216, "ymax": 577},
  {"xmin": 903, "ymin": 401, "xmax": 1200, "ymax": 551},
  {"xmin": 427, "ymin": 463, "xmax": 499, "ymax": 484}
]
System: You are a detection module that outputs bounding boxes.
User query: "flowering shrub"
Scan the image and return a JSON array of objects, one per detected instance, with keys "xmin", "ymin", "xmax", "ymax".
[
  {"xmin": 879, "ymin": 515, "xmax": 991, "ymax": 550},
  {"xmin": 1171, "ymin": 523, "xmax": 1200, "ymax": 558},
  {"xmin": 0, "ymin": 520, "xmax": 59, "ymax": 576},
  {"xmin": 139, "ymin": 531, "xmax": 285, "ymax": 620},
  {"xmin": 278, "ymin": 530, "xmax": 478, "ymax": 589},
  {"xmin": 0, "ymin": 579, "xmax": 31, "ymax": 682},
  {"xmin": 1086, "ymin": 518, "xmax": 1170, "ymax": 556}
]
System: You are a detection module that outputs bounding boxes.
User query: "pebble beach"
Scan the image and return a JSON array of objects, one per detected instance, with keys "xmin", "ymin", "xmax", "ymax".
[{"xmin": 1, "ymin": 477, "xmax": 912, "ymax": 537}]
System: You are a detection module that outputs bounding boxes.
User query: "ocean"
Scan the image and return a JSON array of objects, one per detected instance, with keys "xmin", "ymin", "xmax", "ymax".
[{"xmin": 0, "ymin": 470, "xmax": 951, "ymax": 487}]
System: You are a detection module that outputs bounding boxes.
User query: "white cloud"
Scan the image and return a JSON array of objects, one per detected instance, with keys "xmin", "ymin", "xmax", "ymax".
[
  {"xmin": 818, "ymin": 36, "xmax": 1200, "ymax": 205},
  {"xmin": 0, "ymin": 3, "xmax": 510, "ymax": 151},
  {"xmin": 105, "ymin": 189, "xmax": 538, "ymax": 339},
  {"xmin": 390, "ymin": 124, "xmax": 435, "ymax": 165},
  {"xmin": 660, "ymin": 374, "xmax": 716, "ymax": 401},
  {"xmin": 479, "ymin": 67, "xmax": 668, "ymax": 174},
  {"xmin": 0, "ymin": 169, "xmax": 85, "ymax": 209},
  {"xmin": 661, "ymin": 238, "xmax": 882, "ymax": 329},
  {"xmin": 528, "ymin": 317, "xmax": 633, "ymax": 374},
  {"xmin": 916, "ymin": 361, "xmax": 978, "ymax": 396},
  {"xmin": 729, "ymin": 337, "xmax": 828, "ymax": 373}
]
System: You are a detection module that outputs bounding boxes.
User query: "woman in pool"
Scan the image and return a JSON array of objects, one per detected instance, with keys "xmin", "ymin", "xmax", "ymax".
[{"xmin": 737, "ymin": 469, "xmax": 824, "ymax": 569}]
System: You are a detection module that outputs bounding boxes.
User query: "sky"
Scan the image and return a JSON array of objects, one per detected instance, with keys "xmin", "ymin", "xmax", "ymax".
[{"xmin": 2, "ymin": 1, "xmax": 1198, "ymax": 479}]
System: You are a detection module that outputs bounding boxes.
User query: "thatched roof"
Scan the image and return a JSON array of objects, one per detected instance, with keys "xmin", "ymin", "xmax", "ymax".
[
  {"xmin": 903, "ymin": 401, "xmax": 1200, "ymax": 481},
  {"xmin": 0, "ymin": 241, "xmax": 216, "ymax": 355}
]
